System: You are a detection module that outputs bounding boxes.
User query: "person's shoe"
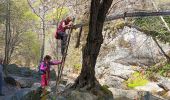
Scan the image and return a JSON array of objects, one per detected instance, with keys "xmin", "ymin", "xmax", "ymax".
[{"xmin": 0, "ymin": 93, "xmax": 5, "ymax": 96}]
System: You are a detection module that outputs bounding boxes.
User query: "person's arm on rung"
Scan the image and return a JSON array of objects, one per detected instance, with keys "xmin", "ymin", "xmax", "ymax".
[
  {"xmin": 50, "ymin": 60, "xmax": 62, "ymax": 65},
  {"xmin": 62, "ymin": 21, "xmax": 73, "ymax": 29}
]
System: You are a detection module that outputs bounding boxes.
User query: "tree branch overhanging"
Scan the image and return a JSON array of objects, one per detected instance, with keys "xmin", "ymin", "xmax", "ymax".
[
  {"xmin": 123, "ymin": 23, "xmax": 170, "ymax": 62},
  {"xmin": 73, "ymin": 11, "xmax": 170, "ymax": 28},
  {"xmin": 27, "ymin": 0, "xmax": 43, "ymax": 20}
]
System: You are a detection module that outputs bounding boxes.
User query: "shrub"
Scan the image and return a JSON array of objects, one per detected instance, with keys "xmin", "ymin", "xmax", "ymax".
[
  {"xmin": 126, "ymin": 72, "xmax": 148, "ymax": 88},
  {"xmin": 158, "ymin": 63, "xmax": 170, "ymax": 76}
]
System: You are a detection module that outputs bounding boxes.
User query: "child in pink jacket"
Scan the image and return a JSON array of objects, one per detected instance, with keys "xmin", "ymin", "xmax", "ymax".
[{"xmin": 40, "ymin": 55, "xmax": 62, "ymax": 94}]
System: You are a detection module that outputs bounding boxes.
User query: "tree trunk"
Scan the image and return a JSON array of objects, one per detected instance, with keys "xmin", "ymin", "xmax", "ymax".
[
  {"xmin": 40, "ymin": 19, "xmax": 45, "ymax": 61},
  {"xmin": 75, "ymin": 26, "xmax": 83, "ymax": 48},
  {"xmin": 4, "ymin": 0, "xmax": 11, "ymax": 76},
  {"xmin": 73, "ymin": 0, "xmax": 113, "ymax": 89},
  {"xmin": 40, "ymin": 6, "xmax": 46, "ymax": 61}
]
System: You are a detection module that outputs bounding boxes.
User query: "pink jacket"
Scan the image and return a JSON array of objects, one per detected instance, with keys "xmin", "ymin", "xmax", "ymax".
[{"xmin": 40, "ymin": 60, "xmax": 62, "ymax": 71}]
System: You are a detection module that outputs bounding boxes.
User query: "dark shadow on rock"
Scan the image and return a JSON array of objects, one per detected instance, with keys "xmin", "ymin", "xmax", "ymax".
[
  {"xmin": 4, "ymin": 77, "xmax": 17, "ymax": 86},
  {"xmin": 4, "ymin": 64, "xmax": 57, "ymax": 88},
  {"xmin": 6, "ymin": 64, "xmax": 57, "ymax": 81}
]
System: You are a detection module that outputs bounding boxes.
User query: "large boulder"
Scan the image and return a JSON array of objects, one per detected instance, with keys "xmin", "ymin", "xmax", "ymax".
[
  {"xmin": 57, "ymin": 89, "xmax": 113, "ymax": 100},
  {"xmin": 100, "ymin": 76, "xmax": 125, "ymax": 89},
  {"xmin": 7, "ymin": 64, "xmax": 21, "ymax": 75},
  {"xmin": 158, "ymin": 80, "xmax": 170, "ymax": 91},
  {"xmin": 20, "ymin": 68, "xmax": 32, "ymax": 77},
  {"xmin": 109, "ymin": 88, "xmax": 165, "ymax": 100},
  {"xmin": 96, "ymin": 26, "xmax": 170, "ymax": 94},
  {"xmin": 4, "ymin": 83, "xmax": 42, "ymax": 100},
  {"xmin": 135, "ymin": 82, "xmax": 164, "ymax": 94},
  {"xmin": 4, "ymin": 75, "xmax": 34, "ymax": 88},
  {"xmin": 4, "ymin": 88, "xmax": 42, "ymax": 100},
  {"xmin": 96, "ymin": 61, "xmax": 134, "ymax": 88}
]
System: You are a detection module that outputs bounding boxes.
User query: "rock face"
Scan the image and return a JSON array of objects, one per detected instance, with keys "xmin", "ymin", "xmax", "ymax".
[
  {"xmin": 56, "ymin": 89, "xmax": 113, "ymax": 100},
  {"xmin": 4, "ymin": 75, "xmax": 34, "ymax": 88},
  {"xmin": 109, "ymin": 88, "xmax": 165, "ymax": 100},
  {"xmin": 158, "ymin": 80, "xmax": 170, "ymax": 91},
  {"xmin": 135, "ymin": 82, "xmax": 164, "ymax": 93},
  {"xmin": 95, "ymin": 26, "xmax": 170, "ymax": 99},
  {"xmin": 96, "ymin": 26, "xmax": 170, "ymax": 85},
  {"xmin": 4, "ymin": 84, "xmax": 42, "ymax": 100}
]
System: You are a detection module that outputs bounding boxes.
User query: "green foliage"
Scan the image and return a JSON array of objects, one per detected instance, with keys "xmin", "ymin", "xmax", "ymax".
[
  {"xmin": 134, "ymin": 16, "xmax": 170, "ymax": 43},
  {"xmin": 126, "ymin": 72, "xmax": 148, "ymax": 88},
  {"xmin": 158, "ymin": 63, "xmax": 170, "ymax": 76},
  {"xmin": 0, "ymin": 2, "xmax": 6, "ymax": 23},
  {"xmin": 100, "ymin": 85, "xmax": 112, "ymax": 95},
  {"xmin": 20, "ymin": 31, "xmax": 40, "ymax": 65},
  {"xmin": 145, "ymin": 70, "xmax": 159, "ymax": 82},
  {"xmin": 23, "ymin": 10, "xmax": 39, "ymax": 20},
  {"xmin": 0, "ymin": 0, "xmax": 41, "ymax": 66},
  {"xmin": 73, "ymin": 63, "xmax": 81, "ymax": 72},
  {"xmin": 146, "ymin": 61, "xmax": 170, "ymax": 78},
  {"xmin": 46, "ymin": 7, "xmax": 69, "ymax": 21}
]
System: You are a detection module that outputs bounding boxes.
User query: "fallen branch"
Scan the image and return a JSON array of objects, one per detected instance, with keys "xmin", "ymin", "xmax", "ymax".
[{"xmin": 73, "ymin": 11, "xmax": 170, "ymax": 28}]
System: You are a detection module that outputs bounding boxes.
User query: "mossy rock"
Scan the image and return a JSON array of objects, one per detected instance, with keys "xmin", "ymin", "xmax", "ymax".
[
  {"xmin": 100, "ymin": 85, "xmax": 112, "ymax": 95},
  {"xmin": 60, "ymin": 88, "xmax": 113, "ymax": 100}
]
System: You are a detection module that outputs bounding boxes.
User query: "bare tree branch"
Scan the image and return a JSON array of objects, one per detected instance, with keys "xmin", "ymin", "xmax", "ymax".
[
  {"xmin": 73, "ymin": 11, "xmax": 170, "ymax": 28},
  {"xmin": 123, "ymin": 23, "xmax": 170, "ymax": 62},
  {"xmin": 150, "ymin": 0, "xmax": 170, "ymax": 32},
  {"xmin": 27, "ymin": 0, "xmax": 43, "ymax": 20}
]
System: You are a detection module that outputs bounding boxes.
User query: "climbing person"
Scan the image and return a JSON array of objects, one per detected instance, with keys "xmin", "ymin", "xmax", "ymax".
[
  {"xmin": 55, "ymin": 16, "xmax": 73, "ymax": 55},
  {"xmin": 40, "ymin": 55, "xmax": 62, "ymax": 96},
  {"xmin": 0, "ymin": 58, "xmax": 4, "ymax": 96}
]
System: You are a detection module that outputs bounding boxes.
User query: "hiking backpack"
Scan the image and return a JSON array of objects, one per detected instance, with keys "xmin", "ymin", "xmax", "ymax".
[{"xmin": 38, "ymin": 62, "xmax": 46, "ymax": 75}]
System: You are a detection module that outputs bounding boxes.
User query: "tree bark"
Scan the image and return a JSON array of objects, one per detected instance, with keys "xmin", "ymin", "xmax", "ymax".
[
  {"xmin": 75, "ymin": 26, "xmax": 83, "ymax": 48},
  {"xmin": 27, "ymin": 0, "xmax": 47, "ymax": 61},
  {"xmin": 40, "ymin": 19, "xmax": 45, "ymax": 61},
  {"xmin": 4, "ymin": 0, "xmax": 11, "ymax": 76},
  {"xmin": 73, "ymin": 0, "xmax": 113, "ymax": 89}
]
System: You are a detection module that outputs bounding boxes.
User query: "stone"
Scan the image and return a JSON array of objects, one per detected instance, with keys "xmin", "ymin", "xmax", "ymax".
[
  {"xmin": 31, "ymin": 82, "xmax": 41, "ymax": 89},
  {"xmin": 158, "ymin": 80, "xmax": 170, "ymax": 91},
  {"xmin": 109, "ymin": 88, "xmax": 165, "ymax": 100},
  {"xmin": 135, "ymin": 82, "xmax": 164, "ymax": 93},
  {"xmin": 164, "ymin": 91, "xmax": 170, "ymax": 99},
  {"xmin": 102, "ymin": 76, "xmax": 125, "ymax": 89},
  {"xmin": 109, "ymin": 88, "xmax": 139, "ymax": 99},
  {"xmin": 14, "ymin": 76, "xmax": 34, "ymax": 88},
  {"xmin": 20, "ymin": 69, "xmax": 32, "ymax": 77},
  {"xmin": 4, "ymin": 88, "xmax": 42, "ymax": 100},
  {"xmin": 4, "ymin": 76, "xmax": 17, "ymax": 86},
  {"xmin": 61, "ymin": 89, "xmax": 113, "ymax": 100},
  {"xmin": 6, "ymin": 64, "xmax": 20, "ymax": 75},
  {"xmin": 4, "ymin": 75, "xmax": 34, "ymax": 88}
]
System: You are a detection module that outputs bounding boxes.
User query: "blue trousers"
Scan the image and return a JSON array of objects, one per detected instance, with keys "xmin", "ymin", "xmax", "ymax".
[{"xmin": 57, "ymin": 32, "xmax": 68, "ymax": 55}]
